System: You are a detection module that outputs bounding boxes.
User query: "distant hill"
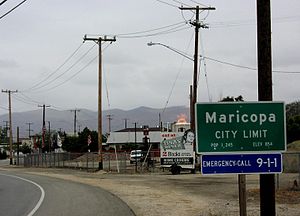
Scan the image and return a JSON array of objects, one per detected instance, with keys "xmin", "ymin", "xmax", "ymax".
[{"xmin": 0, "ymin": 106, "xmax": 189, "ymax": 138}]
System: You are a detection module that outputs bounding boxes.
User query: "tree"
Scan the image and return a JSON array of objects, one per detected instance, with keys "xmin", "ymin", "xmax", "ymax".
[
  {"xmin": 286, "ymin": 101, "xmax": 300, "ymax": 143},
  {"xmin": 0, "ymin": 149, "xmax": 7, "ymax": 159},
  {"xmin": 220, "ymin": 95, "xmax": 244, "ymax": 102},
  {"xmin": 20, "ymin": 143, "xmax": 32, "ymax": 154},
  {"xmin": 287, "ymin": 115, "xmax": 300, "ymax": 143},
  {"xmin": 62, "ymin": 127, "xmax": 107, "ymax": 153}
]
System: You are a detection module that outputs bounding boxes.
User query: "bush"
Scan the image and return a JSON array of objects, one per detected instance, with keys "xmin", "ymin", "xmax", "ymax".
[{"xmin": 0, "ymin": 150, "xmax": 7, "ymax": 160}]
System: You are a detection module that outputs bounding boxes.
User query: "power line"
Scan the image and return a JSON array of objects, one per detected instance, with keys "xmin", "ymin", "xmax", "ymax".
[
  {"xmin": 103, "ymin": 63, "xmax": 111, "ymax": 110},
  {"xmin": 154, "ymin": 0, "xmax": 178, "ymax": 8},
  {"xmin": 0, "ymin": 0, "xmax": 28, "ymax": 20},
  {"xmin": 24, "ymin": 43, "xmax": 96, "ymax": 92},
  {"xmin": 115, "ymin": 21, "xmax": 187, "ymax": 37},
  {"xmin": 33, "ymin": 54, "xmax": 98, "ymax": 93},
  {"xmin": 117, "ymin": 23, "xmax": 191, "ymax": 39},
  {"xmin": 171, "ymin": 0, "xmax": 192, "ymax": 7},
  {"xmin": 210, "ymin": 16, "xmax": 300, "ymax": 28},
  {"xmin": 199, "ymin": 28, "xmax": 211, "ymax": 101},
  {"xmin": 12, "ymin": 94, "xmax": 37, "ymax": 106},
  {"xmin": 18, "ymin": 92, "xmax": 42, "ymax": 104},
  {"xmin": 24, "ymin": 43, "xmax": 111, "ymax": 94},
  {"xmin": 23, "ymin": 42, "xmax": 85, "ymax": 92},
  {"xmin": 0, "ymin": 105, "xmax": 8, "ymax": 110},
  {"xmin": 188, "ymin": 0, "xmax": 208, "ymax": 7},
  {"xmin": 203, "ymin": 56, "xmax": 300, "ymax": 74},
  {"xmin": 161, "ymin": 32, "xmax": 194, "ymax": 116},
  {"xmin": 0, "ymin": 0, "xmax": 8, "ymax": 6}
]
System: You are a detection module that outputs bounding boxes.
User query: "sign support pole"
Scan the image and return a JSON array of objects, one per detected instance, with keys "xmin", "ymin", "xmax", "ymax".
[
  {"xmin": 256, "ymin": 1, "xmax": 275, "ymax": 215},
  {"xmin": 238, "ymin": 174, "xmax": 247, "ymax": 216}
]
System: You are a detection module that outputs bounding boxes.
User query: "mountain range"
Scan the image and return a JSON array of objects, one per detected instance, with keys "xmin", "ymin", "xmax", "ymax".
[{"xmin": 0, "ymin": 106, "xmax": 190, "ymax": 138}]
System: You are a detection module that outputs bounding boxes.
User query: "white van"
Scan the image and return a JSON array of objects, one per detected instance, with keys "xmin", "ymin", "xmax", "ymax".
[{"xmin": 130, "ymin": 150, "xmax": 143, "ymax": 164}]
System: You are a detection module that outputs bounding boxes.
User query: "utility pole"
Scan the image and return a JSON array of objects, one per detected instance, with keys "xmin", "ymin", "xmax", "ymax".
[
  {"xmin": 26, "ymin": 122, "xmax": 33, "ymax": 138},
  {"xmin": 2, "ymin": 89, "xmax": 17, "ymax": 165},
  {"xmin": 47, "ymin": 121, "xmax": 51, "ymax": 152},
  {"xmin": 123, "ymin": 118, "xmax": 129, "ymax": 129},
  {"xmin": 3, "ymin": 120, "xmax": 9, "ymax": 144},
  {"xmin": 17, "ymin": 126, "xmax": 20, "ymax": 165},
  {"xmin": 257, "ymin": 1, "xmax": 275, "ymax": 216},
  {"xmin": 107, "ymin": 114, "xmax": 113, "ymax": 134},
  {"xmin": 83, "ymin": 35, "xmax": 116, "ymax": 170},
  {"xmin": 179, "ymin": 6, "xmax": 215, "ymax": 133},
  {"xmin": 38, "ymin": 104, "xmax": 50, "ymax": 150},
  {"xmin": 70, "ymin": 109, "xmax": 80, "ymax": 136}
]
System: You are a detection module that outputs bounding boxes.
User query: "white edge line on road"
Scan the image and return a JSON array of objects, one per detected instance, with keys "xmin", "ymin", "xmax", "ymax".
[{"xmin": 0, "ymin": 173, "xmax": 45, "ymax": 216}]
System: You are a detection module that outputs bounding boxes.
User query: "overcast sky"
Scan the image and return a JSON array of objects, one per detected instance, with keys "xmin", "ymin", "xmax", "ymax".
[{"xmin": 0, "ymin": 0, "xmax": 299, "ymax": 116}]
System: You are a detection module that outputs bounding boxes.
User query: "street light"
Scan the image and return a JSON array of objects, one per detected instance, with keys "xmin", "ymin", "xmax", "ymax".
[
  {"xmin": 147, "ymin": 42, "xmax": 193, "ymax": 61},
  {"xmin": 147, "ymin": 41, "xmax": 196, "ymax": 130}
]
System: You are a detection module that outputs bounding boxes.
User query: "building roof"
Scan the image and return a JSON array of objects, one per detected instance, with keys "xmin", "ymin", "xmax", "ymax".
[{"xmin": 115, "ymin": 127, "xmax": 161, "ymax": 133}]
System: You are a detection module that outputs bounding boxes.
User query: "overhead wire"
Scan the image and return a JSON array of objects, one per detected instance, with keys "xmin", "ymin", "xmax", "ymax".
[
  {"xmin": 199, "ymin": 28, "xmax": 212, "ymax": 101},
  {"xmin": 18, "ymin": 92, "xmax": 41, "ymax": 105},
  {"xmin": 154, "ymin": 0, "xmax": 179, "ymax": 8},
  {"xmin": 102, "ymin": 43, "xmax": 112, "ymax": 110},
  {"xmin": 199, "ymin": 28, "xmax": 212, "ymax": 102},
  {"xmin": 24, "ymin": 43, "xmax": 96, "ymax": 92},
  {"xmin": 87, "ymin": 21, "xmax": 187, "ymax": 38},
  {"xmin": 161, "ymin": 32, "xmax": 194, "ymax": 116},
  {"xmin": 210, "ymin": 16, "xmax": 300, "ymax": 28},
  {"xmin": 171, "ymin": 0, "xmax": 192, "ymax": 7},
  {"xmin": 0, "ymin": 0, "xmax": 8, "ymax": 6},
  {"xmin": 117, "ymin": 23, "xmax": 191, "ymax": 39},
  {"xmin": 202, "ymin": 56, "xmax": 300, "ymax": 74},
  {"xmin": 12, "ymin": 94, "xmax": 38, "ymax": 106},
  {"xmin": 0, "ymin": 105, "xmax": 8, "ymax": 110},
  {"xmin": 33, "ymin": 55, "xmax": 98, "ymax": 93},
  {"xmin": 32, "ymin": 42, "xmax": 112, "ymax": 93},
  {"xmin": 188, "ymin": 0, "xmax": 209, "ymax": 7},
  {"xmin": 117, "ymin": 21, "xmax": 187, "ymax": 36},
  {"xmin": 155, "ymin": 42, "xmax": 300, "ymax": 74},
  {"xmin": 24, "ymin": 42, "xmax": 85, "ymax": 92},
  {"xmin": 0, "ymin": 0, "xmax": 28, "ymax": 20}
]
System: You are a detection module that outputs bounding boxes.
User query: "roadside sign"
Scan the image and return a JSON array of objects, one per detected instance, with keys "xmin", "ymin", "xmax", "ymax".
[
  {"xmin": 195, "ymin": 102, "xmax": 286, "ymax": 153},
  {"xmin": 201, "ymin": 153, "xmax": 282, "ymax": 174},
  {"xmin": 160, "ymin": 132, "xmax": 195, "ymax": 168}
]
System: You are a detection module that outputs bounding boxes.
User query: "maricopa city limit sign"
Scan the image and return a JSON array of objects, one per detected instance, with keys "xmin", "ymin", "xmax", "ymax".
[{"xmin": 195, "ymin": 102, "xmax": 286, "ymax": 153}]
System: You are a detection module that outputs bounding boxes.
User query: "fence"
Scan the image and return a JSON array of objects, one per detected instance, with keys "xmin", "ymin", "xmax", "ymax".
[
  {"xmin": 283, "ymin": 152, "xmax": 300, "ymax": 173},
  {"xmin": 14, "ymin": 151, "xmax": 300, "ymax": 175},
  {"xmin": 17, "ymin": 151, "xmax": 161, "ymax": 173}
]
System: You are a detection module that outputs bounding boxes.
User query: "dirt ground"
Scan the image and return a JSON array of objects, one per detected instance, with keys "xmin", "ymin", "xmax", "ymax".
[{"xmin": 2, "ymin": 167, "xmax": 300, "ymax": 216}]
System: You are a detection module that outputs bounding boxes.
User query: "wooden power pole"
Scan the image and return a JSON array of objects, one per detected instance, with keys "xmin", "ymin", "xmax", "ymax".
[
  {"xmin": 257, "ymin": 1, "xmax": 275, "ymax": 216},
  {"xmin": 179, "ymin": 6, "xmax": 215, "ymax": 133},
  {"xmin": 70, "ymin": 109, "xmax": 80, "ymax": 135},
  {"xmin": 83, "ymin": 35, "xmax": 116, "ymax": 170},
  {"xmin": 107, "ymin": 114, "xmax": 113, "ymax": 134},
  {"xmin": 1, "ymin": 89, "xmax": 17, "ymax": 165},
  {"xmin": 38, "ymin": 104, "xmax": 50, "ymax": 150}
]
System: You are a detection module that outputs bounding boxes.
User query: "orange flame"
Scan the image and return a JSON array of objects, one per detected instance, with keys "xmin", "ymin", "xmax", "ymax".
[{"xmin": 177, "ymin": 114, "xmax": 187, "ymax": 123}]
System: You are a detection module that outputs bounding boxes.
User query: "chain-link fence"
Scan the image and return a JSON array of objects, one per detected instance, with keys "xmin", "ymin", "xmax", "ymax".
[
  {"xmin": 283, "ymin": 152, "xmax": 300, "ymax": 173},
  {"xmin": 16, "ymin": 151, "xmax": 161, "ymax": 173},
  {"xmin": 14, "ymin": 151, "xmax": 300, "ymax": 176}
]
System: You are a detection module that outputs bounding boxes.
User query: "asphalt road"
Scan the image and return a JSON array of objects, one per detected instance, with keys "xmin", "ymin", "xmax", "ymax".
[{"xmin": 0, "ymin": 170, "xmax": 135, "ymax": 216}]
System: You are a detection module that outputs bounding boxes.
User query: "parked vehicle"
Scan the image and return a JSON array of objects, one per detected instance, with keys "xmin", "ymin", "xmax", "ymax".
[{"xmin": 130, "ymin": 150, "xmax": 143, "ymax": 164}]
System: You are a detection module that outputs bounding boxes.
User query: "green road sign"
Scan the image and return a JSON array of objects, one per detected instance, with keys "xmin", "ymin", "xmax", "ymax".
[{"xmin": 195, "ymin": 102, "xmax": 286, "ymax": 153}]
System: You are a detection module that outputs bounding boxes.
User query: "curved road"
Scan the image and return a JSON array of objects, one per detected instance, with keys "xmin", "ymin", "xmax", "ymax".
[{"xmin": 0, "ymin": 171, "xmax": 135, "ymax": 216}]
